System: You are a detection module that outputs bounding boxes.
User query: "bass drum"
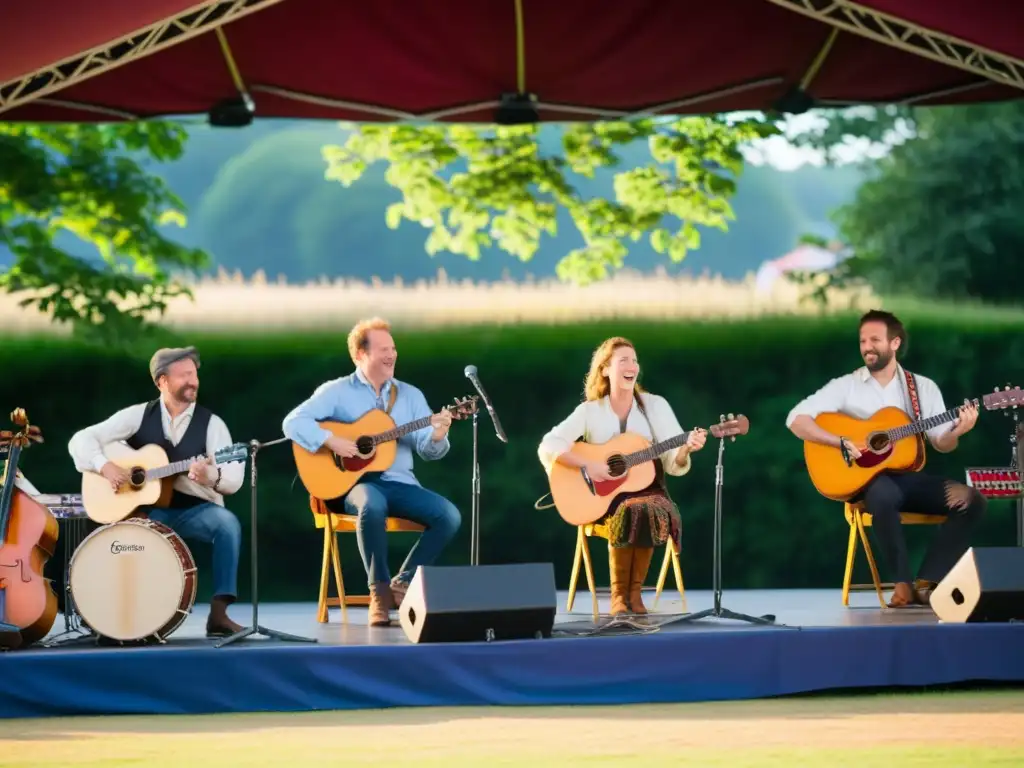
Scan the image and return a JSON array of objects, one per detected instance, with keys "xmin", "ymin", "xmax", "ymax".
[{"xmin": 69, "ymin": 518, "xmax": 197, "ymax": 642}]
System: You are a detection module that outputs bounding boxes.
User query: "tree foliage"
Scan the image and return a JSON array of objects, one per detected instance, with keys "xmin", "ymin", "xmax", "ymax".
[
  {"xmin": 791, "ymin": 103, "xmax": 1024, "ymax": 305},
  {"xmin": 0, "ymin": 123, "xmax": 208, "ymax": 341},
  {"xmin": 322, "ymin": 117, "xmax": 778, "ymax": 283}
]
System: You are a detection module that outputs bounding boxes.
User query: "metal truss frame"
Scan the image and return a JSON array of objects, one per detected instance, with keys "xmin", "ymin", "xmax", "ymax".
[
  {"xmin": 2, "ymin": 0, "xmax": 1023, "ymax": 119},
  {"xmin": 766, "ymin": 0, "xmax": 1024, "ymax": 92},
  {"xmin": 0, "ymin": 0, "xmax": 285, "ymax": 116}
]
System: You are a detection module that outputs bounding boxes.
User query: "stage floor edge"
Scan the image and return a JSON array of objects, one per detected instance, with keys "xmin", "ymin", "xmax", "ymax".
[{"xmin": 2, "ymin": 590, "xmax": 1023, "ymax": 719}]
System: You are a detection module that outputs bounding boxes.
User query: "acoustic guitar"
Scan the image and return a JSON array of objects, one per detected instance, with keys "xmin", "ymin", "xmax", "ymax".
[
  {"xmin": 804, "ymin": 385, "xmax": 1023, "ymax": 501},
  {"xmin": 80, "ymin": 440, "xmax": 250, "ymax": 524},
  {"xmin": 547, "ymin": 413, "xmax": 750, "ymax": 526},
  {"xmin": 0, "ymin": 408, "xmax": 59, "ymax": 649},
  {"xmin": 292, "ymin": 396, "xmax": 479, "ymax": 500}
]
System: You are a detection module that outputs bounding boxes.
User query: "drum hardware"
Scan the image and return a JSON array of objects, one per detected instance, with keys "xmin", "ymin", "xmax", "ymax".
[
  {"xmin": 214, "ymin": 436, "xmax": 316, "ymax": 648},
  {"xmin": 966, "ymin": 388, "xmax": 1024, "ymax": 547},
  {"xmin": 34, "ymin": 494, "xmax": 90, "ymax": 636}
]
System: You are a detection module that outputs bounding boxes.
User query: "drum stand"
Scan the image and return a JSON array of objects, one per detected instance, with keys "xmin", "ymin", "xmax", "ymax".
[
  {"xmin": 1012, "ymin": 418, "xmax": 1023, "ymax": 548},
  {"xmin": 215, "ymin": 436, "xmax": 316, "ymax": 648},
  {"xmin": 674, "ymin": 421, "xmax": 776, "ymax": 627}
]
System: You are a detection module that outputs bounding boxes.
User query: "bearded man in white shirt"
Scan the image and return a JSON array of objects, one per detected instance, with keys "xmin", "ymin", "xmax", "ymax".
[
  {"xmin": 67, "ymin": 346, "xmax": 245, "ymax": 637},
  {"xmin": 787, "ymin": 310, "xmax": 985, "ymax": 608}
]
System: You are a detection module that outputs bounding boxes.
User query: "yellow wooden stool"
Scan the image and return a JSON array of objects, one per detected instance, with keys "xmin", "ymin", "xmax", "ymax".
[
  {"xmin": 566, "ymin": 524, "xmax": 687, "ymax": 620},
  {"xmin": 310, "ymin": 495, "xmax": 425, "ymax": 623},
  {"xmin": 842, "ymin": 501, "xmax": 946, "ymax": 608}
]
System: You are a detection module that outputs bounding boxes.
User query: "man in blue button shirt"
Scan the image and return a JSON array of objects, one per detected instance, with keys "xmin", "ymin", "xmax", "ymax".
[{"xmin": 283, "ymin": 317, "xmax": 460, "ymax": 626}]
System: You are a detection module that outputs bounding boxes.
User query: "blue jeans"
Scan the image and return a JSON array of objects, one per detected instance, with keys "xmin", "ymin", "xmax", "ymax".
[
  {"xmin": 335, "ymin": 479, "xmax": 461, "ymax": 587},
  {"xmin": 148, "ymin": 502, "xmax": 242, "ymax": 600}
]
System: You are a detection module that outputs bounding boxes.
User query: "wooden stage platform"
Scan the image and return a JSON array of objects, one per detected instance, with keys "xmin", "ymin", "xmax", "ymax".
[{"xmin": 1, "ymin": 588, "xmax": 1022, "ymax": 720}]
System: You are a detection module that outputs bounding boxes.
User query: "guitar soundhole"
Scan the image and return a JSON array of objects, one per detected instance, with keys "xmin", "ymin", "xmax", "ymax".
[
  {"xmin": 606, "ymin": 455, "xmax": 627, "ymax": 477},
  {"xmin": 867, "ymin": 432, "xmax": 889, "ymax": 453},
  {"xmin": 129, "ymin": 467, "xmax": 147, "ymax": 487},
  {"xmin": 355, "ymin": 436, "xmax": 374, "ymax": 456}
]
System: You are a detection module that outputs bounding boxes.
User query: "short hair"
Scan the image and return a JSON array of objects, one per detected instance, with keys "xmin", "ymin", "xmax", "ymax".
[
  {"xmin": 859, "ymin": 309, "xmax": 908, "ymax": 358},
  {"xmin": 347, "ymin": 317, "xmax": 391, "ymax": 365},
  {"xmin": 149, "ymin": 346, "xmax": 200, "ymax": 384}
]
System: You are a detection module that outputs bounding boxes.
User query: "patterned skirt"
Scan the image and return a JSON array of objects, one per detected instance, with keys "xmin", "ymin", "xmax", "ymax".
[{"xmin": 591, "ymin": 488, "xmax": 681, "ymax": 550}]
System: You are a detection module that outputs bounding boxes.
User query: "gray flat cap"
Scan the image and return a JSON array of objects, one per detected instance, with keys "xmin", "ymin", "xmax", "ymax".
[{"xmin": 150, "ymin": 346, "xmax": 201, "ymax": 383}]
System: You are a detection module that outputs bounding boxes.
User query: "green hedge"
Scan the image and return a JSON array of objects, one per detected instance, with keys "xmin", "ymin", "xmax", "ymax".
[{"xmin": 3, "ymin": 313, "xmax": 1022, "ymax": 602}]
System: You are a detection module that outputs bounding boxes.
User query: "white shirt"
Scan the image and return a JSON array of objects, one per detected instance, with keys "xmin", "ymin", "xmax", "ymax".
[
  {"xmin": 538, "ymin": 393, "xmax": 692, "ymax": 477},
  {"xmin": 12, "ymin": 470, "xmax": 40, "ymax": 497},
  {"xmin": 67, "ymin": 400, "xmax": 245, "ymax": 507},
  {"xmin": 785, "ymin": 365, "xmax": 953, "ymax": 443}
]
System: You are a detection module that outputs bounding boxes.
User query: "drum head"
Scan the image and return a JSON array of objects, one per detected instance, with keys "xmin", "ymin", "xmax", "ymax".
[{"xmin": 70, "ymin": 522, "xmax": 187, "ymax": 641}]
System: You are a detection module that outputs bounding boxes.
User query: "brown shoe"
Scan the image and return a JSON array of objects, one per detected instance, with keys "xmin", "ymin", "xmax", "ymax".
[
  {"xmin": 391, "ymin": 579, "xmax": 408, "ymax": 608},
  {"xmin": 629, "ymin": 547, "xmax": 655, "ymax": 614},
  {"xmin": 369, "ymin": 582, "xmax": 394, "ymax": 626},
  {"xmin": 608, "ymin": 545, "xmax": 633, "ymax": 616}
]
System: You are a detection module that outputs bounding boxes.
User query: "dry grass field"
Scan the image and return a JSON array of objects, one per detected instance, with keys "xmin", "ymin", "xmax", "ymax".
[
  {"xmin": 1, "ymin": 690, "xmax": 1022, "ymax": 767},
  {"xmin": 0, "ymin": 268, "xmax": 878, "ymax": 335}
]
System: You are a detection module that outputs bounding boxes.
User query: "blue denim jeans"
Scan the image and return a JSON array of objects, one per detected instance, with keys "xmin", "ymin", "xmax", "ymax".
[
  {"xmin": 337, "ymin": 479, "xmax": 461, "ymax": 587},
  {"xmin": 148, "ymin": 502, "xmax": 242, "ymax": 600}
]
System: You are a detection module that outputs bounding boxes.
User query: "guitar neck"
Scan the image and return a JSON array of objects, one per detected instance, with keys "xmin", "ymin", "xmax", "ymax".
[
  {"xmin": 146, "ymin": 455, "xmax": 209, "ymax": 481},
  {"xmin": 623, "ymin": 431, "xmax": 691, "ymax": 468},
  {"xmin": 887, "ymin": 399, "xmax": 976, "ymax": 441},
  {"xmin": 371, "ymin": 416, "xmax": 434, "ymax": 446},
  {"xmin": 0, "ymin": 443, "xmax": 22, "ymax": 548}
]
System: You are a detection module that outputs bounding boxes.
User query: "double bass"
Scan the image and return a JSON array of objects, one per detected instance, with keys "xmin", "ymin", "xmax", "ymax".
[{"xmin": 0, "ymin": 408, "xmax": 59, "ymax": 649}]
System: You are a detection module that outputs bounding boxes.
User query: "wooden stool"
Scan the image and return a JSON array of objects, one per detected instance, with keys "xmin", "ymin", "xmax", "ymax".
[
  {"xmin": 842, "ymin": 500, "xmax": 946, "ymax": 608},
  {"xmin": 310, "ymin": 496, "xmax": 425, "ymax": 623},
  {"xmin": 566, "ymin": 524, "xmax": 687, "ymax": 620}
]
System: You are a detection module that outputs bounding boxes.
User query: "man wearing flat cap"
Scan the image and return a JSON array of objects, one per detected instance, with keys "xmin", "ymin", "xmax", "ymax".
[{"xmin": 68, "ymin": 345, "xmax": 246, "ymax": 637}]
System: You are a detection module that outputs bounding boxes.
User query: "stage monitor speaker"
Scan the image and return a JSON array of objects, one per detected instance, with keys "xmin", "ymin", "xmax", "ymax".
[
  {"xmin": 931, "ymin": 547, "xmax": 1024, "ymax": 623},
  {"xmin": 399, "ymin": 563, "xmax": 557, "ymax": 643}
]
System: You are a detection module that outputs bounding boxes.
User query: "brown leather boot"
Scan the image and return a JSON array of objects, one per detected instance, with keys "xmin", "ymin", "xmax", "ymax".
[
  {"xmin": 608, "ymin": 545, "xmax": 633, "ymax": 616},
  {"xmin": 368, "ymin": 582, "xmax": 393, "ymax": 627},
  {"xmin": 629, "ymin": 547, "xmax": 654, "ymax": 614}
]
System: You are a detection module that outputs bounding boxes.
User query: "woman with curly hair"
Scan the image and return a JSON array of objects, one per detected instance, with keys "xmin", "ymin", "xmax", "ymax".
[{"xmin": 538, "ymin": 336, "xmax": 706, "ymax": 616}]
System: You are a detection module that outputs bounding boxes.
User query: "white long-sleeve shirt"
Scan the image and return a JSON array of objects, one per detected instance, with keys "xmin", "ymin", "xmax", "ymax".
[
  {"xmin": 785, "ymin": 365, "xmax": 953, "ymax": 444},
  {"xmin": 67, "ymin": 400, "xmax": 245, "ymax": 507},
  {"xmin": 12, "ymin": 470, "xmax": 40, "ymax": 497},
  {"xmin": 538, "ymin": 393, "xmax": 692, "ymax": 477}
]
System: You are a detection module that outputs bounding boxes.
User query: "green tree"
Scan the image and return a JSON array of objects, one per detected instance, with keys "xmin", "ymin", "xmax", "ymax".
[
  {"xmin": 786, "ymin": 103, "xmax": 1024, "ymax": 305},
  {"xmin": 322, "ymin": 117, "xmax": 778, "ymax": 283},
  {"xmin": 0, "ymin": 122, "xmax": 208, "ymax": 341}
]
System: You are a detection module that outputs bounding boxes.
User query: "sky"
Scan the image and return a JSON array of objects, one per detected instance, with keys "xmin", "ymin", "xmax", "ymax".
[{"xmin": 741, "ymin": 111, "xmax": 895, "ymax": 171}]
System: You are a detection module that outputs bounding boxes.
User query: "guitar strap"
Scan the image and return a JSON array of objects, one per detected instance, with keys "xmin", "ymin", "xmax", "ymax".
[
  {"xmin": 385, "ymin": 383, "xmax": 398, "ymax": 415},
  {"xmin": 634, "ymin": 393, "xmax": 657, "ymax": 442},
  {"xmin": 902, "ymin": 367, "xmax": 923, "ymax": 422}
]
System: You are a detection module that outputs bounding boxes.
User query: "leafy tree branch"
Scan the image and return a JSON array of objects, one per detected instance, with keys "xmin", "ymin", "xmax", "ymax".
[
  {"xmin": 0, "ymin": 122, "xmax": 208, "ymax": 342},
  {"xmin": 322, "ymin": 117, "xmax": 778, "ymax": 283}
]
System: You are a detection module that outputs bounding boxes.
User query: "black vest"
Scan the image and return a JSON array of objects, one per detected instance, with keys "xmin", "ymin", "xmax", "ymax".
[{"xmin": 127, "ymin": 399, "xmax": 213, "ymax": 509}]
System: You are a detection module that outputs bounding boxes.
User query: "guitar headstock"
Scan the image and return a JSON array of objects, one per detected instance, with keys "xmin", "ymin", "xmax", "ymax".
[
  {"xmin": 0, "ymin": 408, "xmax": 43, "ymax": 452},
  {"xmin": 446, "ymin": 396, "xmax": 480, "ymax": 421},
  {"xmin": 984, "ymin": 385, "xmax": 1023, "ymax": 412},
  {"xmin": 709, "ymin": 413, "xmax": 749, "ymax": 442},
  {"xmin": 215, "ymin": 442, "xmax": 250, "ymax": 465}
]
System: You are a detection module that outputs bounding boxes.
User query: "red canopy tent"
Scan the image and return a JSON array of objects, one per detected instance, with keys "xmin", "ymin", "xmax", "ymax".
[{"xmin": 1, "ymin": 0, "xmax": 1022, "ymax": 124}]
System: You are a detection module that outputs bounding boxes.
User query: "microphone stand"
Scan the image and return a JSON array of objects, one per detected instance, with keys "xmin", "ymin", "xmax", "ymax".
[
  {"xmin": 676, "ymin": 416, "xmax": 776, "ymax": 627},
  {"xmin": 215, "ymin": 436, "xmax": 317, "ymax": 648},
  {"xmin": 470, "ymin": 409, "xmax": 480, "ymax": 566},
  {"xmin": 463, "ymin": 367, "xmax": 508, "ymax": 567}
]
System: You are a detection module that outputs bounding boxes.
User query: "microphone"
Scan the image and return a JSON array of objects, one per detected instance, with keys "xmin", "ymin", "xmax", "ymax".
[{"xmin": 464, "ymin": 365, "xmax": 508, "ymax": 443}]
